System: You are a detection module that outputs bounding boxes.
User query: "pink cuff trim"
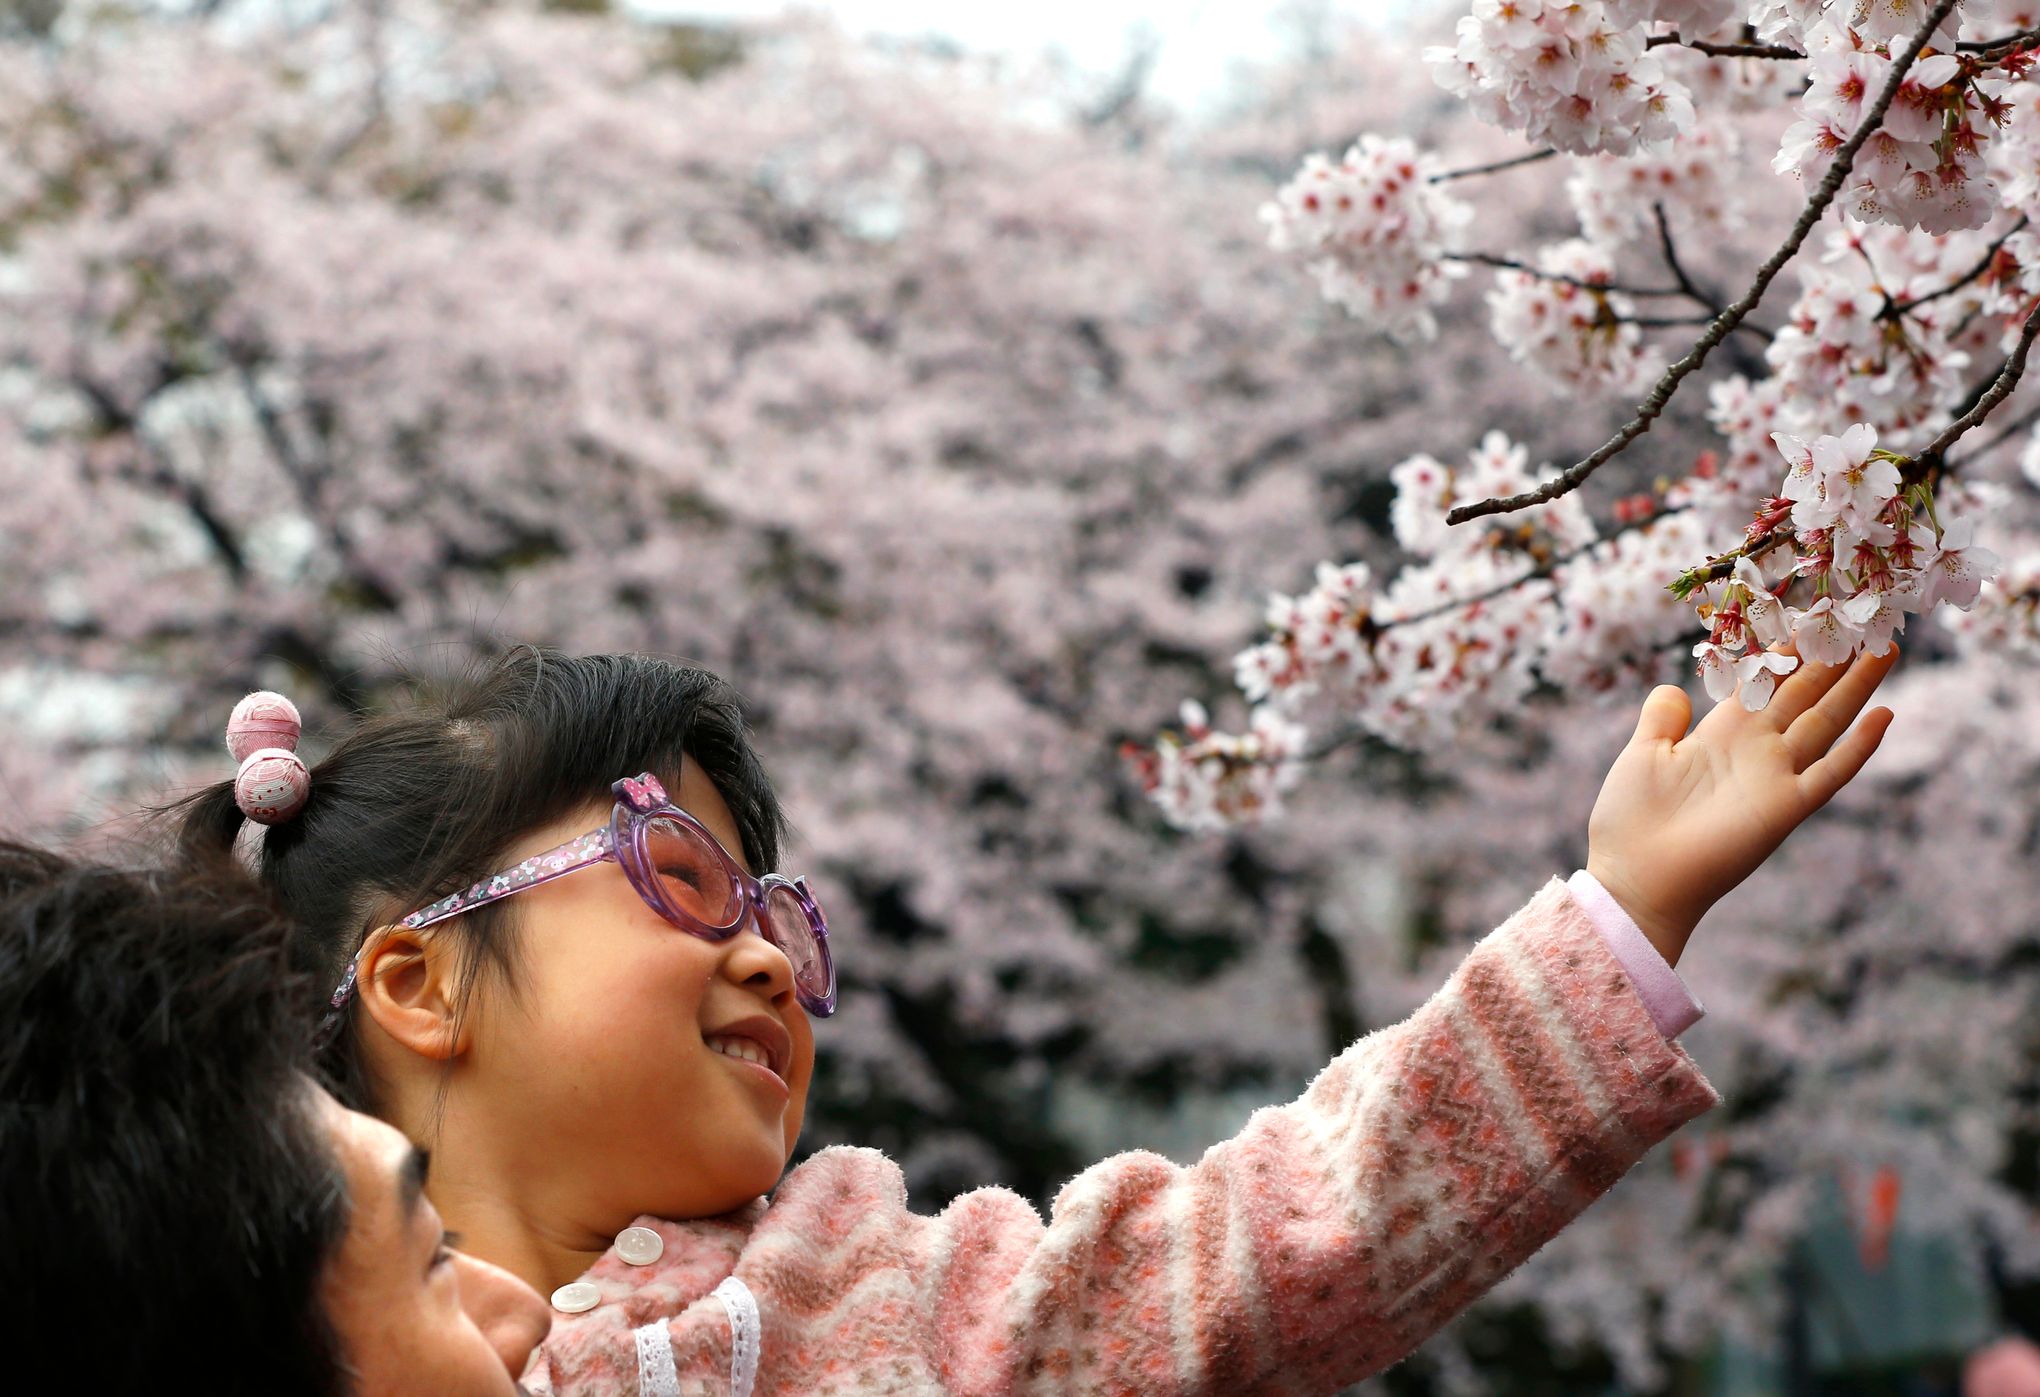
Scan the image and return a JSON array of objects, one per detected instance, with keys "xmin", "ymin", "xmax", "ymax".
[{"xmin": 1567, "ymin": 869, "xmax": 1705, "ymax": 1039}]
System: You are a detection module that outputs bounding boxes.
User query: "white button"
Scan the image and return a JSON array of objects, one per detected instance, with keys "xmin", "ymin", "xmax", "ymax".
[
  {"xmin": 616, "ymin": 1226, "xmax": 664, "ymax": 1266},
  {"xmin": 551, "ymin": 1281, "xmax": 601, "ymax": 1314}
]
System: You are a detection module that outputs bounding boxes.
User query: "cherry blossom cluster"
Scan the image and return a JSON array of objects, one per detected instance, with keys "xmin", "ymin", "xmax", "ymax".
[
  {"xmin": 1119, "ymin": 700, "xmax": 1308, "ymax": 833},
  {"xmin": 1487, "ymin": 238, "xmax": 1660, "ymax": 393},
  {"xmin": 1543, "ymin": 505, "xmax": 1717, "ymax": 693},
  {"xmin": 1988, "ymin": 48, "xmax": 2040, "ymax": 216},
  {"xmin": 1134, "ymin": 435, "xmax": 1611, "ymax": 820},
  {"xmin": 1257, "ymin": 136, "xmax": 1472, "ymax": 342},
  {"xmin": 1684, "ymin": 424, "xmax": 2002, "ymax": 709},
  {"xmin": 1759, "ymin": 224, "xmax": 1993, "ymax": 452},
  {"xmin": 1567, "ymin": 124, "xmax": 1745, "ymax": 247},
  {"xmin": 1775, "ymin": 42, "xmax": 1999, "ymax": 235},
  {"xmin": 1943, "ymin": 543, "xmax": 2040, "ymax": 658},
  {"xmin": 1425, "ymin": 0, "xmax": 1734, "ymax": 157}
]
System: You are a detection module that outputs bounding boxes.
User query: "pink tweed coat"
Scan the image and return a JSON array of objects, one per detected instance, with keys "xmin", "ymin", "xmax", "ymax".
[{"xmin": 523, "ymin": 876, "xmax": 1719, "ymax": 1396}]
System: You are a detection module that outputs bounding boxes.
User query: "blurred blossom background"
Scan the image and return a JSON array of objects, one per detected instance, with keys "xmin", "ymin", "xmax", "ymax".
[{"xmin": 4, "ymin": 0, "xmax": 2040, "ymax": 1392}]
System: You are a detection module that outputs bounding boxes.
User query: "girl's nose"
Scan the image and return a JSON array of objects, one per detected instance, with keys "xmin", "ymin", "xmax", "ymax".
[
  {"xmin": 723, "ymin": 901, "xmax": 797, "ymax": 999},
  {"xmin": 451, "ymin": 1249, "xmax": 553, "ymax": 1376}
]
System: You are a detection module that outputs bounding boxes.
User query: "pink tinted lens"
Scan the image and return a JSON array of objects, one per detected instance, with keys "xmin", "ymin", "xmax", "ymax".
[
  {"xmin": 642, "ymin": 817, "xmax": 739, "ymax": 925},
  {"xmin": 763, "ymin": 883, "xmax": 826, "ymax": 997}
]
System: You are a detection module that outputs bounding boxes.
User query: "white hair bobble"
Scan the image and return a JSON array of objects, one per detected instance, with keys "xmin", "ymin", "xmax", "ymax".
[{"xmin": 226, "ymin": 691, "xmax": 310, "ymax": 825}]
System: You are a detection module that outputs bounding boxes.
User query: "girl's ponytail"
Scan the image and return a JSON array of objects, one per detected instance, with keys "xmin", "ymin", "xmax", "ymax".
[{"xmin": 174, "ymin": 779, "xmax": 249, "ymax": 867}]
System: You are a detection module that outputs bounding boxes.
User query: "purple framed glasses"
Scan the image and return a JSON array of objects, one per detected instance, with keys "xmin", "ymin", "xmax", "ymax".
[{"xmin": 318, "ymin": 772, "xmax": 837, "ymax": 1043}]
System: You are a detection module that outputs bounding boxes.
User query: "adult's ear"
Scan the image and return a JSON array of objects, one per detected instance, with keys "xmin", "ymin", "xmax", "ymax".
[{"xmin": 354, "ymin": 924, "xmax": 469, "ymax": 1063}]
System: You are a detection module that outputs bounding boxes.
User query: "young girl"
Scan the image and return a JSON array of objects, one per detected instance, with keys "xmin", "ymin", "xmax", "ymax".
[{"xmin": 175, "ymin": 645, "xmax": 1896, "ymax": 1395}]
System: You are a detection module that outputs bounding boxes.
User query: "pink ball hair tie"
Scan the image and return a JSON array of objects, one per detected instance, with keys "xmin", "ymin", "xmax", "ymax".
[
  {"xmin": 226, "ymin": 691, "xmax": 310, "ymax": 825},
  {"xmin": 226, "ymin": 691, "xmax": 302, "ymax": 761}
]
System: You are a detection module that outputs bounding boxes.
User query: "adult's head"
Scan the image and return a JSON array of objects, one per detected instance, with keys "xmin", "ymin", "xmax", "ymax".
[
  {"xmin": 171, "ymin": 648, "xmax": 818, "ymax": 1282},
  {"xmin": 0, "ymin": 842, "xmax": 549, "ymax": 1393}
]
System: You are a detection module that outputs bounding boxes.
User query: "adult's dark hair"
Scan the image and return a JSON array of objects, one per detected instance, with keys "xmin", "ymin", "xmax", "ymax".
[
  {"xmin": 172, "ymin": 647, "xmax": 789, "ymax": 1108},
  {"xmin": 0, "ymin": 843, "xmax": 349, "ymax": 1393}
]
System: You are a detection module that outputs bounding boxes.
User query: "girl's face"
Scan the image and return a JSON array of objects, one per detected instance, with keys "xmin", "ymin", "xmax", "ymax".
[{"xmin": 452, "ymin": 761, "xmax": 814, "ymax": 1232}]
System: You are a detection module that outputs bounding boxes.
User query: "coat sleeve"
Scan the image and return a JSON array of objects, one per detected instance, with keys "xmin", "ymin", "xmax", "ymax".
[{"xmin": 924, "ymin": 876, "xmax": 1721, "ymax": 1396}]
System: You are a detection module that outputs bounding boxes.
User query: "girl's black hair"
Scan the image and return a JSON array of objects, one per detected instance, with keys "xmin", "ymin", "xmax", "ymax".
[{"xmin": 171, "ymin": 647, "xmax": 789, "ymax": 1109}]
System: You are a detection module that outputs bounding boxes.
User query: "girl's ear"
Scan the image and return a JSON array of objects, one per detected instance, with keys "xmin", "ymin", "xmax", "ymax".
[{"xmin": 354, "ymin": 925, "xmax": 469, "ymax": 1062}]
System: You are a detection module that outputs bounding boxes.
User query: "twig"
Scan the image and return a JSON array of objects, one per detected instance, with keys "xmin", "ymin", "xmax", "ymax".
[
  {"xmin": 1958, "ymin": 26, "xmax": 2040, "ymax": 61},
  {"xmin": 1913, "ymin": 296, "xmax": 2040, "ymax": 467},
  {"xmin": 1380, "ymin": 503, "xmax": 1689, "ymax": 631},
  {"xmin": 1445, "ymin": 0, "xmax": 1962, "ymax": 528},
  {"xmin": 1946, "ymin": 398, "xmax": 2040, "ymax": 470},
  {"xmin": 1645, "ymin": 31, "xmax": 1806, "ymax": 60},
  {"xmin": 1653, "ymin": 202, "xmax": 1775, "ymax": 374},
  {"xmin": 1428, "ymin": 148, "xmax": 1559, "ymax": 183},
  {"xmin": 1665, "ymin": 524, "xmax": 1797, "ymax": 594},
  {"xmin": 1674, "ymin": 300, "xmax": 2040, "ymax": 592},
  {"xmin": 1884, "ymin": 214, "xmax": 2029, "ymax": 319},
  {"xmin": 1449, "ymin": 251, "xmax": 1685, "ymax": 298},
  {"xmin": 1653, "ymin": 201, "xmax": 1723, "ymax": 312},
  {"xmin": 1620, "ymin": 314, "xmax": 1775, "ymax": 340}
]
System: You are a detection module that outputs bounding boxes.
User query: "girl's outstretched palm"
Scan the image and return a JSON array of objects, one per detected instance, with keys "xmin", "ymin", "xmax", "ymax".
[{"xmin": 1586, "ymin": 646, "xmax": 1900, "ymax": 967}]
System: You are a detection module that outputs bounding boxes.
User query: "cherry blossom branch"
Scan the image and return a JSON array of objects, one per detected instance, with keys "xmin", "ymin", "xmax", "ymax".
[
  {"xmin": 1882, "ymin": 215, "xmax": 2028, "ymax": 319},
  {"xmin": 1644, "ymin": 31, "xmax": 1805, "ymax": 61},
  {"xmin": 1445, "ymin": 0, "xmax": 1961, "ymax": 529},
  {"xmin": 1958, "ymin": 26, "xmax": 2040, "ymax": 61},
  {"xmin": 1300, "ymin": 596, "xmax": 1711, "ymax": 764},
  {"xmin": 1427, "ymin": 148, "xmax": 1559, "ymax": 183},
  {"xmin": 1671, "ymin": 298, "xmax": 2040, "ymax": 595},
  {"xmin": 1449, "ymin": 251, "xmax": 1686, "ymax": 298},
  {"xmin": 1946, "ymin": 399, "xmax": 2040, "ymax": 470},
  {"xmin": 1667, "ymin": 524, "xmax": 1798, "ymax": 597},
  {"xmin": 1381, "ymin": 501, "xmax": 1690, "ymax": 631},
  {"xmin": 1619, "ymin": 313, "xmax": 1774, "ymax": 341},
  {"xmin": 1912, "ymin": 296, "xmax": 2040, "ymax": 470},
  {"xmin": 1653, "ymin": 203, "xmax": 1776, "ymax": 365},
  {"xmin": 1652, "ymin": 201, "xmax": 1722, "ymax": 314}
]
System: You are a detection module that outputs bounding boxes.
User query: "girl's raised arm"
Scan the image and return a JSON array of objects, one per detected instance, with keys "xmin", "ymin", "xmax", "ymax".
[
  {"xmin": 539, "ymin": 646, "xmax": 1894, "ymax": 1395},
  {"xmin": 903, "ymin": 875, "xmax": 1717, "ymax": 1393}
]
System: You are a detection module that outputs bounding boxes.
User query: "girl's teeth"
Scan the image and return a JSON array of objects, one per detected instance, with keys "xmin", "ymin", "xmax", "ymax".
[{"xmin": 709, "ymin": 1036, "xmax": 770, "ymax": 1070}]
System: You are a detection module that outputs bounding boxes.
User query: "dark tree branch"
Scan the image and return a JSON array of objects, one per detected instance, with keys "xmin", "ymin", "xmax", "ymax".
[
  {"xmin": 1947, "ymin": 400, "xmax": 2040, "ymax": 470},
  {"xmin": 1428, "ymin": 148, "xmax": 1559, "ymax": 183},
  {"xmin": 229, "ymin": 355, "xmax": 401, "ymax": 611},
  {"xmin": 1959, "ymin": 26, "xmax": 2040, "ymax": 60},
  {"xmin": 1082, "ymin": 24, "xmax": 1160, "ymax": 128},
  {"xmin": 1446, "ymin": 0, "xmax": 1962, "ymax": 528},
  {"xmin": 69, "ymin": 365, "xmax": 251, "ymax": 583},
  {"xmin": 1653, "ymin": 201, "xmax": 1722, "ymax": 312},
  {"xmin": 1620, "ymin": 313, "xmax": 1774, "ymax": 340},
  {"xmin": 1883, "ymin": 215, "xmax": 2029, "ymax": 319},
  {"xmin": 1449, "ymin": 250, "xmax": 1685, "ymax": 297},
  {"xmin": 1914, "ymin": 296, "xmax": 2040, "ymax": 469},
  {"xmin": 1646, "ymin": 31, "xmax": 1806, "ymax": 60}
]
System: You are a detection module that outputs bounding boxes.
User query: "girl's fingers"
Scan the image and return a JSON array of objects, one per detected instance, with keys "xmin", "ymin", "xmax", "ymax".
[
  {"xmin": 1762, "ymin": 647, "xmax": 1851, "ymax": 732},
  {"xmin": 1797, "ymin": 706, "xmax": 1895, "ymax": 809},
  {"xmin": 1782, "ymin": 646, "xmax": 1900, "ymax": 771},
  {"xmin": 1631, "ymin": 684, "xmax": 1693, "ymax": 745}
]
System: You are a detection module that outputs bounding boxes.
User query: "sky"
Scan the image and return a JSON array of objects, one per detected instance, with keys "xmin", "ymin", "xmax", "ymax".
[{"xmin": 631, "ymin": 0, "xmax": 1421, "ymax": 113}]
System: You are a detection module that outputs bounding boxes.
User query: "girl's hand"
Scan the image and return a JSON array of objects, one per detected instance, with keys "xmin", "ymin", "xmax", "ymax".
[{"xmin": 1585, "ymin": 646, "xmax": 1899, "ymax": 968}]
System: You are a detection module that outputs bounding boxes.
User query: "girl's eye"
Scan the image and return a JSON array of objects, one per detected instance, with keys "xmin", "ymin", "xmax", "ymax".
[{"xmin": 659, "ymin": 864, "xmax": 705, "ymax": 888}]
